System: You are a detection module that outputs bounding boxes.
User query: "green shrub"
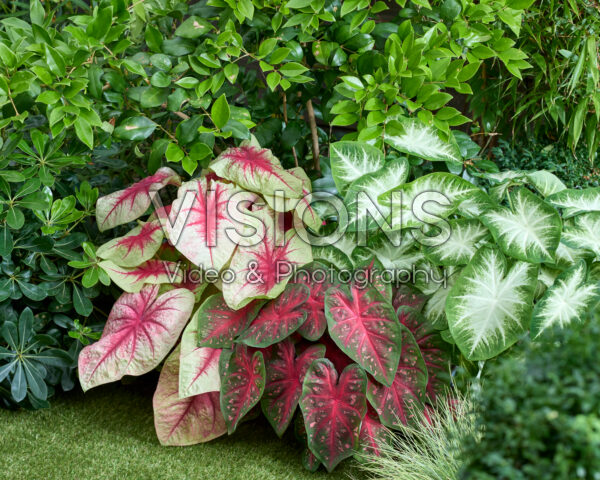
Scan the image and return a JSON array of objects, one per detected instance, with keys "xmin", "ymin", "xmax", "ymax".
[{"xmin": 459, "ymin": 314, "xmax": 600, "ymax": 480}]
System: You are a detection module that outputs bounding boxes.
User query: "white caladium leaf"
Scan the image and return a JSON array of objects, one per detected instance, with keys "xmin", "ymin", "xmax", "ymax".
[
  {"xmin": 331, "ymin": 231, "xmax": 358, "ymax": 258},
  {"xmin": 385, "ymin": 120, "xmax": 461, "ymax": 163},
  {"xmin": 209, "ymin": 143, "xmax": 303, "ymax": 199},
  {"xmin": 561, "ymin": 212, "xmax": 600, "ymax": 258},
  {"xmin": 179, "ymin": 317, "xmax": 221, "ymax": 399},
  {"xmin": 99, "ymin": 259, "xmax": 183, "ymax": 293},
  {"xmin": 153, "ymin": 346, "xmax": 226, "ymax": 446},
  {"xmin": 329, "ymin": 141, "xmax": 385, "ymax": 195},
  {"xmin": 96, "ymin": 220, "xmax": 164, "ymax": 267},
  {"xmin": 531, "ymin": 261, "xmax": 600, "ymax": 339},
  {"xmin": 423, "ymin": 270, "xmax": 459, "ymax": 330},
  {"xmin": 343, "ymin": 158, "xmax": 410, "ymax": 231},
  {"xmin": 481, "ymin": 188, "xmax": 561, "ymax": 264},
  {"xmin": 223, "ymin": 206, "xmax": 312, "ymax": 309},
  {"xmin": 311, "ymin": 245, "xmax": 353, "ymax": 270},
  {"xmin": 525, "ymin": 171, "xmax": 567, "ymax": 197},
  {"xmin": 546, "ymin": 187, "xmax": 600, "ymax": 218},
  {"xmin": 78, "ymin": 285, "xmax": 194, "ymax": 391},
  {"xmin": 351, "ymin": 230, "xmax": 423, "ymax": 271},
  {"xmin": 456, "ymin": 191, "xmax": 494, "ymax": 219},
  {"xmin": 446, "ymin": 247, "xmax": 538, "ymax": 360},
  {"xmin": 379, "ymin": 173, "xmax": 483, "ymax": 229},
  {"xmin": 96, "ymin": 167, "xmax": 180, "ymax": 232},
  {"xmin": 164, "ymin": 178, "xmax": 256, "ymax": 272},
  {"xmin": 424, "ymin": 219, "xmax": 489, "ymax": 266}
]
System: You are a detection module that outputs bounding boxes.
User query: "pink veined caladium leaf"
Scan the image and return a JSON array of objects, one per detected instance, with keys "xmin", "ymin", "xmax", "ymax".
[
  {"xmin": 96, "ymin": 220, "xmax": 164, "ymax": 267},
  {"xmin": 260, "ymin": 339, "xmax": 326, "ymax": 437},
  {"xmin": 98, "ymin": 259, "xmax": 183, "ymax": 293},
  {"xmin": 209, "ymin": 142, "xmax": 304, "ymax": 199},
  {"xmin": 239, "ymin": 283, "xmax": 310, "ymax": 348},
  {"xmin": 299, "ymin": 359, "xmax": 367, "ymax": 473},
  {"xmin": 78, "ymin": 285, "xmax": 194, "ymax": 391},
  {"xmin": 354, "ymin": 256, "xmax": 393, "ymax": 302},
  {"xmin": 223, "ymin": 205, "xmax": 313, "ymax": 309},
  {"xmin": 392, "ymin": 285, "xmax": 427, "ymax": 313},
  {"xmin": 294, "ymin": 415, "xmax": 322, "ymax": 472},
  {"xmin": 356, "ymin": 405, "xmax": 391, "ymax": 459},
  {"xmin": 178, "ymin": 317, "xmax": 221, "ymax": 399},
  {"xmin": 220, "ymin": 344, "xmax": 266, "ymax": 433},
  {"xmin": 195, "ymin": 293, "xmax": 263, "ymax": 348},
  {"xmin": 293, "ymin": 261, "xmax": 331, "ymax": 341},
  {"xmin": 153, "ymin": 345, "xmax": 227, "ymax": 446},
  {"xmin": 164, "ymin": 177, "xmax": 257, "ymax": 271},
  {"xmin": 96, "ymin": 167, "xmax": 180, "ymax": 232},
  {"xmin": 367, "ymin": 324, "xmax": 428, "ymax": 429},
  {"xmin": 398, "ymin": 306, "xmax": 451, "ymax": 402},
  {"xmin": 324, "ymin": 283, "xmax": 402, "ymax": 387}
]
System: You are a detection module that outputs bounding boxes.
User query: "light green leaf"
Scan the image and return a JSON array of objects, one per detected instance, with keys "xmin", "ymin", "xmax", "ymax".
[
  {"xmin": 385, "ymin": 120, "xmax": 461, "ymax": 163},
  {"xmin": 211, "ymin": 94, "xmax": 230, "ymax": 129},
  {"xmin": 329, "ymin": 141, "xmax": 384, "ymax": 195},
  {"xmin": 546, "ymin": 187, "xmax": 600, "ymax": 218},
  {"xmin": 74, "ymin": 117, "xmax": 94, "ymax": 150},
  {"xmin": 113, "ymin": 117, "xmax": 157, "ymax": 141},
  {"xmin": 561, "ymin": 212, "xmax": 600, "ymax": 258}
]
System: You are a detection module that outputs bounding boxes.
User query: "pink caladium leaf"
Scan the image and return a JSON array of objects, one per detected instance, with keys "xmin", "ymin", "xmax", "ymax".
[
  {"xmin": 164, "ymin": 178, "xmax": 257, "ymax": 271},
  {"xmin": 98, "ymin": 259, "xmax": 183, "ymax": 293},
  {"xmin": 78, "ymin": 285, "xmax": 194, "ymax": 391},
  {"xmin": 196, "ymin": 293, "xmax": 263, "ymax": 348},
  {"xmin": 239, "ymin": 283, "xmax": 310, "ymax": 348},
  {"xmin": 398, "ymin": 306, "xmax": 451, "ymax": 401},
  {"xmin": 354, "ymin": 256, "xmax": 393, "ymax": 302},
  {"xmin": 220, "ymin": 344, "xmax": 266, "ymax": 433},
  {"xmin": 367, "ymin": 324, "xmax": 428, "ymax": 429},
  {"xmin": 294, "ymin": 415, "xmax": 322, "ymax": 472},
  {"xmin": 96, "ymin": 167, "xmax": 180, "ymax": 232},
  {"xmin": 96, "ymin": 220, "xmax": 164, "ymax": 267},
  {"xmin": 299, "ymin": 359, "xmax": 367, "ymax": 472},
  {"xmin": 223, "ymin": 205, "xmax": 312, "ymax": 309},
  {"xmin": 324, "ymin": 283, "xmax": 402, "ymax": 386},
  {"xmin": 392, "ymin": 285, "xmax": 427, "ymax": 313},
  {"xmin": 356, "ymin": 405, "xmax": 391, "ymax": 458},
  {"xmin": 178, "ymin": 317, "xmax": 221, "ymax": 399},
  {"xmin": 153, "ymin": 346, "xmax": 227, "ymax": 446},
  {"xmin": 293, "ymin": 261, "xmax": 331, "ymax": 341},
  {"xmin": 260, "ymin": 339, "xmax": 326, "ymax": 437},
  {"xmin": 209, "ymin": 142, "xmax": 304, "ymax": 199}
]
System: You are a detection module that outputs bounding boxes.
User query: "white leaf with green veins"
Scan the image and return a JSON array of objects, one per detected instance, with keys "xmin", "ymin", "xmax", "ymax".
[
  {"xmin": 311, "ymin": 245, "xmax": 353, "ymax": 270},
  {"xmin": 446, "ymin": 247, "xmax": 537, "ymax": 360},
  {"xmin": 329, "ymin": 141, "xmax": 384, "ymax": 195},
  {"xmin": 384, "ymin": 120, "xmax": 461, "ymax": 163},
  {"xmin": 561, "ymin": 212, "xmax": 600, "ymax": 257},
  {"xmin": 546, "ymin": 187, "xmax": 600, "ymax": 218},
  {"xmin": 530, "ymin": 261, "xmax": 600, "ymax": 339},
  {"xmin": 423, "ymin": 269, "xmax": 459, "ymax": 330},
  {"xmin": 481, "ymin": 188, "xmax": 561, "ymax": 263},
  {"xmin": 525, "ymin": 170, "xmax": 566, "ymax": 197},
  {"xmin": 351, "ymin": 230, "xmax": 424, "ymax": 271},
  {"xmin": 424, "ymin": 219, "xmax": 489, "ymax": 266}
]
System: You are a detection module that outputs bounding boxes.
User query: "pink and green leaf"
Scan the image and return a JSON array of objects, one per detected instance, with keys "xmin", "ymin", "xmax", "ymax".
[
  {"xmin": 220, "ymin": 344, "xmax": 266, "ymax": 433},
  {"xmin": 239, "ymin": 283, "xmax": 309, "ymax": 348},
  {"xmin": 153, "ymin": 346, "xmax": 226, "ymax": 446},
  {"xmin": 367, "ymin": 324, "xmax": 428, "ymax": 429},
  {"xmin": 293, "ymin": 261, "xmax": 331, "ymax": 341},
  {"xmin": 178, "ymin": 318, "xmax": 221, "ymax": 398},
  {"xmin": 325, "ymin": 283, "xmax": 402, "ymax": 386},
  {"xmin": 299, "ymin": 359, "xmax": 367, "ymax": 472},
  {"xmin": 261, "ymin": 339, "xmax": 326, "ymax": 437},
  {"xmin": 356, "ymin": 405, "xmax": 391, "ymax": 459},
  {"xmin": 96, "ymin": 167, "xmax": 180, "ymax": 232},
  {"xmin": 354, "ymin": 256, "xmax": 393, "ymax": 302},
  {"xmin": 78, "ymin": 285, "xmax": 194, "ymax": 391},
  {"xmin": 196, "ymin": 293, "xmax": 263, "ymax": 348},
  {"xmin": 99, "ymin": 259, "xmax": 183, "ymax": 293},
  {"xmin": 392, "ymin": 285, "xmax": 427, "ymax": 313},
  {"xmin": 96, "ymin": 220, "xmax": 164, "ymax": 267}
]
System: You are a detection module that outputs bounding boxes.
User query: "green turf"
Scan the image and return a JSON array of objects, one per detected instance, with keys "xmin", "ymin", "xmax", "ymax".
[{"xmin": 0, "ymin": 375, "xmax": 358, "ymax": 480}]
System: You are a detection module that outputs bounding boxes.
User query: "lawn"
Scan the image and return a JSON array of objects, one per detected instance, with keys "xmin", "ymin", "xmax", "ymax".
[{"xmin": 0, "ymin": 374, "xmax": 356, "ymax": 480}]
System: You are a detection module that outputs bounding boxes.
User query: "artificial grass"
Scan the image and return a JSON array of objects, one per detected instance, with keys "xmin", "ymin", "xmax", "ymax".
[{"xmin": 0, "ymin": 375, "xmax": 356, "ymax": 480}]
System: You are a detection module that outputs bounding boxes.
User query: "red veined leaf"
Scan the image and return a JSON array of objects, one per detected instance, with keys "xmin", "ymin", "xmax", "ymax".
[
  {"xmin": 356, "ymin": 405, "xmax": 391, "ymax": 459},
  {"xmin": 320, "ymin": 334, "xmax": 353, "ymax": 373},
  {"xmin": 293, "ymin": 261, "xmax": 331, "ymax": 341},
  {"xmin": 299, "ymin": 359, "xmax": 367, "ymax": 472},
  {"xmin": 293, "ymin": 413, "xmax": 322, "ymax": 472},
  {"xmin": 398, "ymin": 306, "xmax": 451, "ymax": 401},
  {"xmin": 173, "ymin": 273, "xmax": 208, "ymax": 302},
  {"xmin": 78, "ymin": 285, "xmax": 194, "ymax": 391},
  {"xmin": 325, "ymin": 283, "xmax": 402, "ymax": 386},
  {"xmin": 392, "ymin": 285, "xmax": 427, "ymax": 312},
  {"xmin": 164, "ymin": 178, "xmax": 257, "ymax": 271},
  {"xmin": 223, "ymin": 205, "xmax": 312, "ymax": 309},
  {"xmin": 196, "ymin": 293, "xmax": 263, "ymax": 348},
  {"xmin": 354, "ymin": 256, "xmax": 393, "ymax": 301},
  {"xmin": 367, "ymin": 324, "xmax": 428, "ymax": 429},
  {"xmin": 220, "ymin": 344, "xmax": 266, "ymax": 433},
  {"xmin": 239, "ymin": 283, "xmax": 310, "ymax": 348},
  {"xmin": 99, "ymin": 259, "xmax": 183, "ymax": 293},
  {"xmin": 96, "ymin": 220, "xmax": 164, "ymax": 267},
  {"xmin": 209, "ymin": 143, "xmax": 304, "ymax": 199},
  {"xmin": 96, "ymin": 167, "xmax": 180, "ymax": 232},
  {"xmin": 179, "ymin": 317, "xmax": 221, "ymax": 398},
  {"xmin": 153, "ymin": 346, "xmax": 226, "ymax": 446},
  {"xmin": 260, "ymin": 339, "xmax": 326, "ymax": 437}
]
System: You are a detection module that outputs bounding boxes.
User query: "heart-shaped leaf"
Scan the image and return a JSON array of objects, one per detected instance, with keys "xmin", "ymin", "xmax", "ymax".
[
  {"xmin": 78, "ymin": 285, "xmax": 194, "ymax": 391},
  {"xmin": 329, "ymin": 141, "xmax": 384, "ymax": 196},
  {"xmin": 99, "ymin": 259, "xmax": 182, "ymax": 292},
  {"xmin": 356, "ymin": 406, "xmax": 390, "ymax": 458},
  {"xmin": 96, "ymin": 220, "xmax": 164, "ymax": 267},
  {"xmin": 293, "ymin": 261, "xmax": 332, "ymax": 341}
]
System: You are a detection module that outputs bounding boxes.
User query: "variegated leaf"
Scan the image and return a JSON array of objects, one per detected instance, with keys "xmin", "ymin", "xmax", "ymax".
[
  {"xmin": 329, "ymin": 141, "xmax": 385, "ymax": 195},
  {"xmin": 424, "ymin": 219, "xmax": 489, "ymax": 266},
  {"xmin": 96, "ymin": 220, "xmax": 164, "ymax": 267},
  {"xmin": 546, "ymin": 187, "xmax": 600, "ymax": 218},
  {"xmin": 311, "ymin": 245, "xmax": 353, "ymax": 270},
  {"xmin": 525, "ymin": 170, "xmax": 566, "ymax": 197},
  {"xmin": 99, "ymin": 259, "xmax": 182, "ymax": 293},
  {"xmin": 384, "ymin": 120, "xmax": 461, "ymax": 163},
  {"xmin": 561, "ymin": 212, "xmax": 600, "ymax": 258}
]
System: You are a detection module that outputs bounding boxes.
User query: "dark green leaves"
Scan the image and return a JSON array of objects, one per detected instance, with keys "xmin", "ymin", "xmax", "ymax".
[
  {"xmin": 211, "ymin": 94, "xmax": 230, "ymax": 129},
  {"xmin": 113, "ymin": 117, "xmax": 157, "ymax": 141}
]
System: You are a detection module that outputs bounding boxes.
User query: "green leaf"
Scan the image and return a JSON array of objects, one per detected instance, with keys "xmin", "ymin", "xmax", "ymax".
[
  {"xmin": 211, "ymin": 94, "xmax": 230, "ymax": 130},
  {"xmin": 546, "ymin": 187, "xmax": 600, "ymax": 218},
  {"xmin": 72, "ymin": 285, "xmax": 93, "ymax": 316},
  {"xmin": 279, "ymin": 62, "xmax": 309, "ymax": 76},
  {"xmin": 286, "ymin": 0, "xmax": 313, "ymax": 7},
  {"xmin": 30, "ymin": 0, "xmax": 45, "ymax": 25},
  {"xmin": 385, "ymin": 120, "xmax": 461, "ymax": 163},
  {"xmin": 44, "ymin": 45, "xmax": 66, "ymax": 76},
  {"xmin": 0, "ymin": 225, "xmax": 13, "ymax": 257},
  {"xmin": 561, "ymin": 212, "xmax": 600, "ymax": 257},
  {"xmin": 87, "ymin": 6, "xmax": 112, "ymax": 40},
  {"xmin": 175, "ymin": 16, "xmax": 213, "ymax": 38},
  {"xmin": 270, "ymin": 48, "xmax": 291, "ymax": 64},
  {"xmin": 74, "ymin": 117, "xmax": 94, "ymax": 150},
  {"xmin": 113, "ymin": 117, "xmax": 157, "ymax": 141},
  {"xmin": 266, "ymin": 72, "xmax": 281, "ymax": 91},
  {"xmin": 525, "ymin": 171, "xmax": 566, "ymax": 198},
  {"xmin": 7, "ymin": 208, "xmax": 25, "ymax": 229},
  {"xmin": 166, "ymin": 143, "xmax": 185, "ymax": 163}
]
